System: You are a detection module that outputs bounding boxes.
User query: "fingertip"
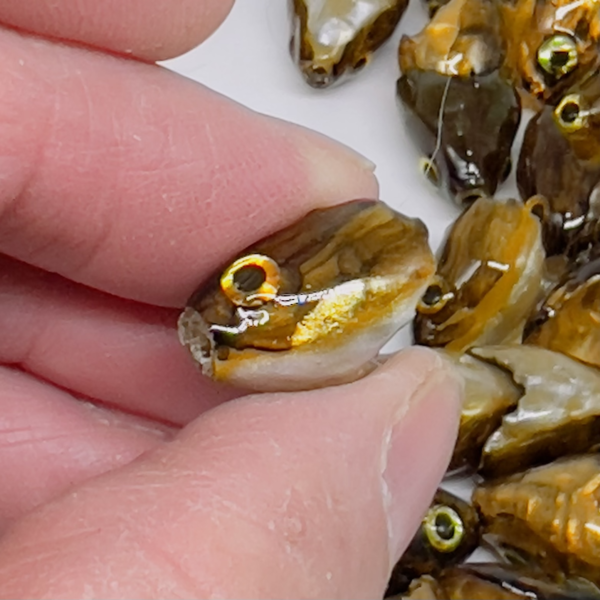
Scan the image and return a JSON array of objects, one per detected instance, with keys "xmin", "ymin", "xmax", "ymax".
[
  {"xmin": 378, "ymin": 353, "xmax": 463, "ymax": 562},
  {"xmin": 338, "ymin": 346, "xmax": 463, "ymax": 566},
  {"xmin": 292, "ymin": 122, "xmax": 379, "ymax": 204},
  {"xmin": 0, "ymin": 0, "xmax": 237, "ymax": 62},
  {"xmin": 0, "ymin": 346, "xmax": 462, "ymax": 600}
]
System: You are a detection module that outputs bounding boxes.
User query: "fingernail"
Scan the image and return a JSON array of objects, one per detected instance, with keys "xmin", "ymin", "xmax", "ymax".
[
  {"xmin": 295, "ymin": 129, "xmax": 379, "ymax": 202},
  {"xmin": 380, "ymin": 350, "xmax": 463, "ymax": 564}
]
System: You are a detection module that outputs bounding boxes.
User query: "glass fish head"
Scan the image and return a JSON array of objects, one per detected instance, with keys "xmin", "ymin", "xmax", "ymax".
[
  {"xmin": 500, "ymin": 0, "xmax": 600, "ymax": 107},
  {"xmin": 386, "ymin": 489, "xmax": 480, "ymax": 596},
  {"xmin": 413, "ymin": 197, "xmax": 545, "ymax": 353},
  {"xmin": 517, "ymin": 70, "xmax": 600, "ymax": 256},
  {"xmin": 178, "ymin": 200, "xmax": 436, "ymax": 392}
]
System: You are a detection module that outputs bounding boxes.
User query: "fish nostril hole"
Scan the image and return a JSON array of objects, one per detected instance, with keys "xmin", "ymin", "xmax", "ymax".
[
  {"xmin": 310, "ymin": 66, "xmax": 327, "ymax": 76},
  {"xmin": 353, "ymin": 57, "xmax": 367, "ymax": 70},
  {"xmin": 459, "ymin": 190, "xmax": 485, "ymax": 206}
]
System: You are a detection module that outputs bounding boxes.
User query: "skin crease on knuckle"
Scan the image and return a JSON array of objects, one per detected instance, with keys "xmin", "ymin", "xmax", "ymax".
[{"xmin": 0, "ymin": 255, "xmax": 242, "ymax": 425}]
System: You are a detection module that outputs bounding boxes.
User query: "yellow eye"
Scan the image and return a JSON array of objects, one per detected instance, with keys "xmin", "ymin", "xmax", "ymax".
[
  {"xmin": 417, "ymin": 277, "xmax": 453, "ymax": 314},
  {"xmin": 220, "ymin": 254, "xmax": 281, "ymax": 307},
  {"xmin": 537, "ymin": 34, "xmax": 578, "ymax": 79},
  {"xmin": 419, "ymin": 157, "xmax": 440, "ymax": 188},
  {"xmin": 554, "ymin": 94, "xmax": 586, "ymax": 132},
  {"xmin": 423, "ymin": 505, "xmax": 465, "ymax": 553}
]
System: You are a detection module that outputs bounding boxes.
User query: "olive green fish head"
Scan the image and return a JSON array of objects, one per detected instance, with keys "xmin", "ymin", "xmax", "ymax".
[
  {"xmin": 518, "ymin": 72, "xmax": 600, "ymax": 255},
  {"xmin": 290, "ymin": 0, "xmax": 407, "ymax": 88},
  {"xmin": 551, "ymin": 69, "xmax": 600, "ymax": 160},
  {"xmin": 178, "ymin": 200, "xmax": 436, "ymax": 392},
  {"xmin": 413, "ymin": 197, "xmax": 545, "ymax": 353}
]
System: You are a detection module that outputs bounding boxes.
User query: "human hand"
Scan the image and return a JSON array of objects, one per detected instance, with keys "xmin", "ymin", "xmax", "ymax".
[{"xmin": 0, "ymin": 1, "xmax": 463, "ymax": 597}]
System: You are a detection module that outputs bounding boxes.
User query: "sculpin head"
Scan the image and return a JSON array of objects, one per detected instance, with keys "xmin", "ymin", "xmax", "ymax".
[
  {"xmin": 413, "ymin": 197, "xmax": 545, "ymax": 353},
  {"xmin": 289, "ymin": 0, "xmax": 407, "ymax": 88},
  {"xmin": 410, "ymin": 563, "xmax": 600, "ymax": 599},
  {"xmin": 517, "ymin": 69, "xmax": 600, "ymax": 255},
  {"xmin": 387, "ymin": 489, "xmax": 480, "ymax": 596},
  {"xmin": 397, "ymin": 0, "xmax": 521, "ymax": 205},
  {"xmin": 500, "ymin": 0, "xmax": 600, "ymax": 108},
  {"xmin": 178, "ymin": 200, "xmax": 435, "ymax": 392},
  {"xmin": 525, "ymin": 251, "xmax": 600, "ymax": 368}
]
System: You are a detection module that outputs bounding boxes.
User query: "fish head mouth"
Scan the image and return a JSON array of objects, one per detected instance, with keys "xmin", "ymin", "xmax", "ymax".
[{"xmin": 300, "ymin": 61, "xmax": 337, "ymax": 88}]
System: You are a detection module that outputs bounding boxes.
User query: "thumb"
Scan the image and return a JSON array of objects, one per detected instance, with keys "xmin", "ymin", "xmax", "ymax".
[{"xmin": 0, "ymin": 347, "xmax": 462, "ymax": 600}]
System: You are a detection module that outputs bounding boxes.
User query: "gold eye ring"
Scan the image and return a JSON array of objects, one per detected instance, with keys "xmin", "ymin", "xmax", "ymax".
[
  {"xmin": 423, "ymin": 505, "xmax": 465, "ymax": 553},
  {"xmin": 220, "ymin": 254, "xmax": 281, "ymax": 307},
  {"xmin": 417, "ymin": 277, "xmax": 453, "ymax": 314},
  {"xmin": 554, "ymin": 94, "xmax": 586, "ymax": 132}
]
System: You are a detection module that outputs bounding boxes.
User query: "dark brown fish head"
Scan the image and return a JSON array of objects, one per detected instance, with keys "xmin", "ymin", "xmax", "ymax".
[
  {"xmin": 178, "ymin": 200, "xmax": 436, "ymax": 392},
  {"xmin": 397, "ymin": 0, "xmax": 520, "ymax": 205},
  {"xmin": 517, "ymin": 69, "xmax": 600, "ymax": 254},
  {"xmin": 386, "ymin": 488, "xmax": 480, "ymax": 596},
  {"xmin": 289, "ymin": 0, "xmax": 408, "ymax": 88},
  {"xmin": 413, "ymin": 197, "xmax": 545, "ymax": 353},
  {"xmin": 397, "ymin": 69, "xmax": 521, "ymax": 206}
]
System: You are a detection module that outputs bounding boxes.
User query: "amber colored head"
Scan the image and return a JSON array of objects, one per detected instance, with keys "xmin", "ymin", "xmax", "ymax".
[
  {"xmin": 413, "ymin": 197, "xmax": 545, "ymax": 353},
  {"xmin": 178, "ymin": 200, "xmax": 436, "ymax": 392},
  {"xmin": 500, "ymin": 0, "xmax": 600, "ymax": 107}
]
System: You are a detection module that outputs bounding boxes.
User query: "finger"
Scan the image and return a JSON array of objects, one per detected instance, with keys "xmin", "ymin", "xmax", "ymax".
[
  {"xmin": 0, "ymin": 348, "xmax": 462, "ymax": 599},
  {"xmin": 0, "ymin": 255, "xmax": 243, "ymax": 425},
  {"xmin": 0, "ymin": 0, "xmax": 235, "ymax": 61},
  {"xmin": 0, "ymin": 366, "xmax": 173, "ymax": 531},
  {"xmin": 0, "ymin": 27, "xmax": 377, "ymax": 307}
]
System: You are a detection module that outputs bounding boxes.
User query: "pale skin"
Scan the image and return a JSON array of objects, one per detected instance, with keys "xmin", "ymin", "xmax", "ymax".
[{"xmin": 0, "ymin": 1, "xmax": 463, "ymax": 598}]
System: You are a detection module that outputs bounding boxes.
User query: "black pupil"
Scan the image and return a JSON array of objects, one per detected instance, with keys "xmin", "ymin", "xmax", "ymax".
[
  {"xmin": 423, "ymin": 284, "xmax": 443, "ymax": 306},
  {"xmin": 550, "ymin": 50, "xmax": 570, "ymax": 69},
  {"xmin": 561, "ymin": 101, "xmax": 580, "ymax": 123},
  {"xmin": 435, "ymin": 512, "xmax": 456, "ymax": 541},
  {"xmin": 233, "ymin": 265, "xmax": 267, "ymax": 292}
]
